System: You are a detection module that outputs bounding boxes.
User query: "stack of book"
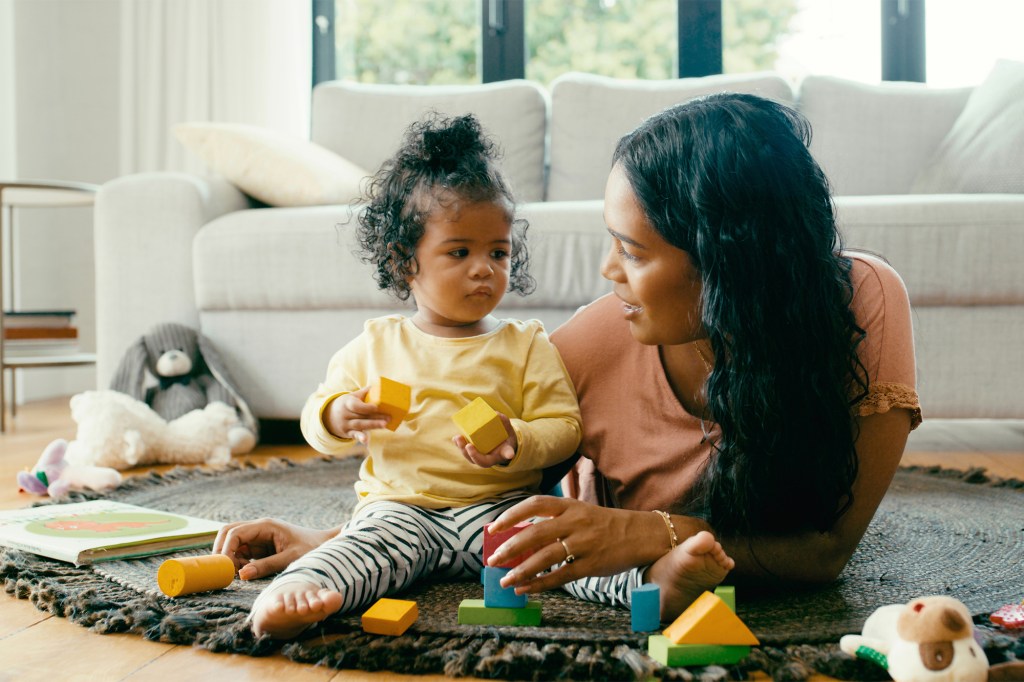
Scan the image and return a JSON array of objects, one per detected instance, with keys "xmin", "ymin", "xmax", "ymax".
[{"xmin": 2, "ymin": 310, "xmax": 79, "ymax": 357}]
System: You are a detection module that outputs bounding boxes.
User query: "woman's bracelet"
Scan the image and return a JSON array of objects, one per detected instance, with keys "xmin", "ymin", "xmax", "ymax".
[{"xmin": 653, "ymin": 510, "xmax": 679, "ymax": 550}]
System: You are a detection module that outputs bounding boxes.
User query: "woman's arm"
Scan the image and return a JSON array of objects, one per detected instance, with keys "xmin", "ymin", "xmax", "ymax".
[
  {"xmin": 489, "ymin": 408, "xmax": 910, "ymax": 595},
  {"xmin": 716, "ymin": 408, "xmax": 911, "ymax": 584}
]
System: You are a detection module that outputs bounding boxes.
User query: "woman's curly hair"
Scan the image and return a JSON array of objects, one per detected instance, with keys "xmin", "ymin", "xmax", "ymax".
[
  {"xmin": 356, "ymin": 112, "xmax": 534, "ymax": 301},
  {"xmin": 613, "ymin": 93, "xmax": 870, "ymax": 538}
]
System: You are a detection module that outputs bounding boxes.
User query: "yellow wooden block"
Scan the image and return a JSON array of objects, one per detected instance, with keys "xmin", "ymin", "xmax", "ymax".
[
  {"xmin": 361, "ymin": 597, "xmax": 418, "ymax": 636},
  {"xmin": 367, "ymin": 377, "xmax": 411, "ymax": 431},
  {"xmin": 157, "ymin": 554, "xmax": 235, "ymax": 597},
  {"xmin": 662, "ymin": 591, "xmax": 759, "ymax": 646},
  {"xmin": 452, "ymin": 397, "xmax": 509, "ymax": 454}
]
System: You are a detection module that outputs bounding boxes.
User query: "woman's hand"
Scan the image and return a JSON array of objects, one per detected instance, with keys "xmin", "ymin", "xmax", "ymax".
[
  {"xmin": 484, "ymin": 496, "xmax": 672, "ymax": 594},
  {"xmin": 453, "ymin": 412, "xmax": 518, "ymax": 467},
  {"xmin": 324, "ymin": 386, "xmax": 391, "ymax": 444},
  {"xmin": 213, "ymin": 518, "xmax": 338, "ymax": 580}
]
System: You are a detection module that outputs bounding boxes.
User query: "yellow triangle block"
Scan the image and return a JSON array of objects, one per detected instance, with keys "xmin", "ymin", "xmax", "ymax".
[{"xmin": 662, "ymin": 591, "xmax": 759, "ymax": 645}]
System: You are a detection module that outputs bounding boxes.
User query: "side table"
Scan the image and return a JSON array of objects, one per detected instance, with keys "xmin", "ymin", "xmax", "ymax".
[{"xmin": 1, "ymin": 179, "xmax": 100, "ymax": 432}]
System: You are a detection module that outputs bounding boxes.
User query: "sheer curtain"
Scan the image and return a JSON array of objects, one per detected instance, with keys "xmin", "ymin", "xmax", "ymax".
[{"xmin": 119, "ymin": 0, "xmax": 311, "ymax": 174}]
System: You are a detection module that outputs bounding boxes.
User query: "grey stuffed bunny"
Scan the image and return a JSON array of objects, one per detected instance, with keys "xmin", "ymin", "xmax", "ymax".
[{"xmin": 109, "ymin": 322, "xmax": 258, "ymax": 454}]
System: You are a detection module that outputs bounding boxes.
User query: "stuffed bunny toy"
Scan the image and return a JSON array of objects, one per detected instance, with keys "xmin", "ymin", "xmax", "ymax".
[
  {"xmin": 109, "ymin": 322, "xmax": 258, "ymax": 455},
  {"xmin": 17, "ymin": 438, "xmax": 122, "ymax": 498}
]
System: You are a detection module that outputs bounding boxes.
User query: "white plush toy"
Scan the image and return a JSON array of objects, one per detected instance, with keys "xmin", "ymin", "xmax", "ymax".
[
  {"xmin": 63, "ymin": 390, "xmax": 236, "ymax": 470},
  {"xmin": 840, "ymin": 596, "xmax": 989, "ymax": 682}
]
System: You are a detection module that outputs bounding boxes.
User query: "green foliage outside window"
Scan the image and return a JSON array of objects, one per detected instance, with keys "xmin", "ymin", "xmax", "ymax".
[{"xmin": 334, "ymin": 0, "xmax": 797, "ymax": 86}]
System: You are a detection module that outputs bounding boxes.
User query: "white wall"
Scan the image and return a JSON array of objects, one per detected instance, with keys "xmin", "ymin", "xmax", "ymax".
[
  {"xmin": 9, "ymin": 0, "xmax": 121, "ymax": 403},
  {"xmin": 0, "ymin": 0, "xmax": 14, "ymax": 177}
]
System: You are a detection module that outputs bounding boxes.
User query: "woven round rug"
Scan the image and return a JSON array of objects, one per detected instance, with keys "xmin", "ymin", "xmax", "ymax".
[{"xmin": 3, "ymin": 457, "xmax": 1023, "ymax": 681}]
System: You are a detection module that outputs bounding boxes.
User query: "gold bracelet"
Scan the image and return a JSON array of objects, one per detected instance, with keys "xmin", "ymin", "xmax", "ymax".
[{"xmin": 653, "ymin": 510, "xmax": 678, "ymax": 550}]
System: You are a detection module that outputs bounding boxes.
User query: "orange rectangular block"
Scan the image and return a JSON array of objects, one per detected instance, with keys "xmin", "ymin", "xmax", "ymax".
[
  {"xmin": 453, "ymin": 397, "xmax": 509, "ymax": 454},
  {"xmin": 662, "ymin": 591, "xmax": 759, "ymax": 646},
  {"xmin": 367, "ymin": 377, "xmax": 411, "ymax": 431},
  {"xmin": 361, "ymin": 597, "xmax": 418, "ymax": 636}
]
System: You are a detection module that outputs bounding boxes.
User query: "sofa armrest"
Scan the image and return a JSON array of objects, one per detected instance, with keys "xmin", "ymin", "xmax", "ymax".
[{"xmin": 93, "ymin": 172, "xmax": 251, "ymax": 388}]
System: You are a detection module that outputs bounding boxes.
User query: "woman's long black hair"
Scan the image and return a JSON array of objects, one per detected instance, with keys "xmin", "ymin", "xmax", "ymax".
[
  {"xmin": 613, "ymin": 93, "xmax": 868, "ymax": 537},
  {"xmin": 356, "ymin": 112, "xmax": 534, "ymax": 301}
]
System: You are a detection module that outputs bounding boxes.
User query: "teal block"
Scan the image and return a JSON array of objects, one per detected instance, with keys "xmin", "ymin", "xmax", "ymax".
[
  {"xmin": 484, "ymin": 566, "xmax": 527, "ymax": 608},
  {"xmin": 648, "ymin": 635, "xmax": 750, "ymax": 667},
  {"xmin": 631, "ymin": 583, "xmax": 660, "ymax": 632},
  {"xmin": 714, "ymin": 585, "xmax": 736, "ymax": 613},
  {"xmin": 457, "ymin": 598, "xmax": 542, "ymax": 626}
]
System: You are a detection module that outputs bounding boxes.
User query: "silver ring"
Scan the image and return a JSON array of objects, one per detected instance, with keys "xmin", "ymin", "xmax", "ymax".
[{"xmin": 557, "ymin": 537, "xmax": 575, "ymax": 564}]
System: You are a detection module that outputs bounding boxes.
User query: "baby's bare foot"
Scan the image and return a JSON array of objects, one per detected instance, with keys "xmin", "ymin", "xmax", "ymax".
[
  {"xmin": 645, "ymin": 530, "xmax": 735, "ymax": 621},
  {"xmin": 250, "ymin": 582, "xmax": 343, "ymax": 639}
]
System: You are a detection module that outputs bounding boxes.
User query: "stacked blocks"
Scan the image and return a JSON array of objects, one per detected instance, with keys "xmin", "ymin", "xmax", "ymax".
[
  {"xmin": 648, "ymin": 587, "xmax": 758, "ymax": 667},
  {"xmin": 631, "ymin": 583, "xmax": 661, "ymax": 632},
  {"xmin": 362, "ymin": 597, "xmax": 418, "ymax": 636},
  {"xmin": 458, "ymin": 521, "xmax": 541, "ymax": 626},
  {"xmin": 452, "ymin": 397, "xmax": 509, "ymax": 453},
  {"xmin": 367, "ymin": 377, "xmax": 411, "ymax": 431}
]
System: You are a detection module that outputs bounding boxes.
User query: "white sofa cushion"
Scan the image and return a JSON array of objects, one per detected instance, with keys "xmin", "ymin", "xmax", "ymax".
[
  {"xmin": 193, "ymin": 201, "xmax": 611, "ymax": 313},
  {"xmin": 912, "ymin": 60, "xmax": 1024, "ymax": 194},
  {"xmin": 547, "ymin": 71, "xmax": 794, "ymax": 201},
  {"xmin": 310, "ymin": 79, "xmax": 549, "ymax": 202},
  {"xmin": 798, "ymin": 76, "xmax": 971, "ymax": 196},
  {"xmin": 174, "ymin": 123, "xmax": 370, "ymax": 207}
]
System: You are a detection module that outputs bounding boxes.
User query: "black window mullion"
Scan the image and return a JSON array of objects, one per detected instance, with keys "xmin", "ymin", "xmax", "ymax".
[
  {"xmin": 312, "ymin": 0, "xmax": 335, "ymax": 87},
  {"xmin": 482, "ymin": 0, "xmax": 525, "ymax": 82},
  {"xmin": 881, "ymin": 0, "xmax": 926, "ymax": 82},
  {"xmin": 678, "ymin": 0, "xmax": 722, "ymax": 78}
]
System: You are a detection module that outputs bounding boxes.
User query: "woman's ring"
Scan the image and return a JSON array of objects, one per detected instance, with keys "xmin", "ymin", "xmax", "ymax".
[{"xmin": 557, "ymin": 538, "xmax": 576, "ymax": 564}]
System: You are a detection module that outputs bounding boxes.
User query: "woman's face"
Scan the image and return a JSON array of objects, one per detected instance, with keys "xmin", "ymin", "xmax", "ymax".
[{"xmin": 600, "ymin": 163, "xmax": 705, "ymax": 346}]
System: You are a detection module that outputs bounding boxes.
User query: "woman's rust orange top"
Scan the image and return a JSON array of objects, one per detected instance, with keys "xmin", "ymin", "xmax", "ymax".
[{"xmin": 552, "ymin": 252, "xmax": 921, "ymax": 513}]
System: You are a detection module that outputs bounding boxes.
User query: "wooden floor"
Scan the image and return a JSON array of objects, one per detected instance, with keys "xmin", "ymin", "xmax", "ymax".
[{"xmin": 2, "ymin": 398, "xmax": 1022, "ymax": 682}]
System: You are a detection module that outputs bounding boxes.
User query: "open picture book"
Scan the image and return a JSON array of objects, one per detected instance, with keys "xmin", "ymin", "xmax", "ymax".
[{"xmin": 0, "ymin": 499, "xmax": 224, "ymax": 566}]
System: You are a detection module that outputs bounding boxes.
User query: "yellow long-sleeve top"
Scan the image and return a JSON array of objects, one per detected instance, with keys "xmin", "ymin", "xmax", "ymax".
[{"xmin": 301, "ymin": 315, "xmax": 582, "ymax": 512}]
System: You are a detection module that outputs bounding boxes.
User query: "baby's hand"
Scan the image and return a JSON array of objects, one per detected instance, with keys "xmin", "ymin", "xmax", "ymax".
[
  {"xmin": 454, "ymin": 412, "xmax": 518, "ymax": 467},
  {"xmin": 325, "ymin": 386, "xmax": 391, "ymax": 444}
]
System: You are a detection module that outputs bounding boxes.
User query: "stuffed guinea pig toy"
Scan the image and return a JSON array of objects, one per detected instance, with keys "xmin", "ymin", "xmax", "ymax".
[
  {"xmin": 840, "ymin": 596, "xmax": 989, "ymax": 682},
  {"xmin": 109, "ymin": 322, "xmax": 258, "ymax": 455}
]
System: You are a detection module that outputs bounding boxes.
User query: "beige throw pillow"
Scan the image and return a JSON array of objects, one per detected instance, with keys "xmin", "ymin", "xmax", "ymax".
[
  {"xmin": 912, "ymin": 60, "xmax": 1024, "ymax": 194},
  {"xmin": 174, "ymin": 122, "xmax": 370, "ymax": 206}
]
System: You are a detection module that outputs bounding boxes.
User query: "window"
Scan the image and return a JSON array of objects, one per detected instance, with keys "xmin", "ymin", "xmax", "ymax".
[
  {"xmin": 313, "ymin": 1, "xmax": 956, "ymax": 88},
  {"xmin": 926, "ymin": 0, "xmax": 1024, "ymax": 87}
]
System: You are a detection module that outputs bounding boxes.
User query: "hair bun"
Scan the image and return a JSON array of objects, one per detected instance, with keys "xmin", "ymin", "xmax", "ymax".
[{"xmin": 419, "ymin": 115, "xmax": 488, "ymax": 173}]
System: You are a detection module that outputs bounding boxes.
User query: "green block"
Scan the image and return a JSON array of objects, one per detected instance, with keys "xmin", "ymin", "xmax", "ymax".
[
  {"xmin": 457, "ymin": 598, "xmax": 542, "ymax": 626},
  {"xmin": 714, "ymin": 585, "xmax": 736, "ymax": 613},
  {"xmin": 647, "ymin": 635, "xmax": 750, "ymax": 667}
]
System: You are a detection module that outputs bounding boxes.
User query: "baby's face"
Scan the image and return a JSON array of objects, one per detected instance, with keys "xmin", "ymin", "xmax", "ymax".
[{"xmin": 407, "ymin": 199, "xmax": 512, "ymax": 337}]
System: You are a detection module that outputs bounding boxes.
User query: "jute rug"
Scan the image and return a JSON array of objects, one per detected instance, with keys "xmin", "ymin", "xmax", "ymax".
[{"xmin": 3, "ymin": 456, "xmax": 1023, "ymax": 681}]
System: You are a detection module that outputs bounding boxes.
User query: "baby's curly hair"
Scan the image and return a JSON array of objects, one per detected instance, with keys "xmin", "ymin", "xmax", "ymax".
[{"xmin": 356, "ymin": 112, "xmax": 534, "ymax": 301}]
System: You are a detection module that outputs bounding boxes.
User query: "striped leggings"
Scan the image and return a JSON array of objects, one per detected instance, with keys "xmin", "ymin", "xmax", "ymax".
[{"xmin": 258, "ymin": 495, "xmax": 647, "ymax": 615}]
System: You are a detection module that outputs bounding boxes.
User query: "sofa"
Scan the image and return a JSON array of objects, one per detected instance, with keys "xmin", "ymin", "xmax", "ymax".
[{"xmin": 94, "ymin": 66, "xmax": 1024, "ymax": 434}]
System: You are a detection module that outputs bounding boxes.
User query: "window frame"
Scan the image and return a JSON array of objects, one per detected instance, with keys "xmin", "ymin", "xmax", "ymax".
[{"xmin": 312, "ymin": 0, "xmax": 926, "ymax": 87}]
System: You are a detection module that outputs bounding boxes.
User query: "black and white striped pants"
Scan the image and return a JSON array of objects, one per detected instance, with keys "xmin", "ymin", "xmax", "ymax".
[{"xmin": 258, "ymin": 494, "xmax": 647, "ymax": 615}]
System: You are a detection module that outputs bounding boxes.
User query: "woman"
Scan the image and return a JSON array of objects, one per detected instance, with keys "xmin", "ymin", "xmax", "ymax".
[{"xmin": 215, "ymin": 92, "xmax": 919, "ymax": 625}]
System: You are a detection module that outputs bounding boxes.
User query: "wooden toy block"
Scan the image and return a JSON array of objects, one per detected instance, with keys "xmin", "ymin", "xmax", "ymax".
[
  {"xmin": 483, "ymin": 566, "xmax": 527, "ymax": 608},
  {"xmin": 631, "ymin": 583, "xmax": 661, "ymax": 632},
  {"xmin": 457, "ymin": 599, "xmax": 542, "ymax": 626},
  {"xmin": 714, "ymin": 585, "xmax": 736, "ymax": 613},
  {"xmin": 453, "ymin": 397, "xmax": 509, "ymax": 453},
  {"xmin": 483, "ymin": 520, "xmax": 533, "ymax": 568},
  {"xmin": 647, "ymin": 635, "xmax": 750, "ymax": 667},
  {"xmin": 361, "ymin": 597, "xmax": 418, "ymax": 636},
  {"xmin": 157, "ymin": 554, "xmax": 235, "ymax": 597},
  {"xmin": 367, "ymin": 377, "xmax": 411, "ymax": 431},
  {"xmin": 662, "ymin": 591, "xmax": 759, "ymax": 646}
]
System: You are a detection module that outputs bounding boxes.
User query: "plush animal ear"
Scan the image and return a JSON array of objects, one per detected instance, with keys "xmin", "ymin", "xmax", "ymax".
[
  {"xmin": 196, "ymin": 332, "xmax": 259, "ymax": 438},
  {"xmin": 109, "ymin": 338, "xmax": 150, "ymax": 400}
]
